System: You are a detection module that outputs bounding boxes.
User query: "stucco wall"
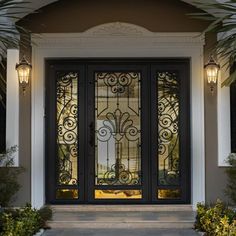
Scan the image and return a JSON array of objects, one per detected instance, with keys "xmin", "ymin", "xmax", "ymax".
[
  {"xmin": 204, "ymin": 34, "xmax": 229, "ymax": 203},
  {"xmin": 15, "ymin": 0, "xmax": 228, "ymax": 205}
]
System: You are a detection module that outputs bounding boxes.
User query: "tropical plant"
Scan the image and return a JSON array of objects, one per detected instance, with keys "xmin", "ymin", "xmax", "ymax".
[
  {"xmin": 0, "ymin": 146, "xmax": 24, "ymax": 207},
  {"xmin": 0, "ymin": 204, "xmax": 41, "ymax": 235},
  {"xmin": 225, "ymin": 153, "xmax": 236, "ymax": 205},
  {"xmin": 0, "ymin": 0, "xmax": 31, "ymax": 108},
  {"xmin": 0, "ymin": 204, "xmax": 52, "ymax": 234},
  {"xmin": 190, "ymin": 0, "xmax": 236, "ymax": 86},
  {"xmin": 195, "ymin": 200, "xmax": 236, "ymax": 235}
]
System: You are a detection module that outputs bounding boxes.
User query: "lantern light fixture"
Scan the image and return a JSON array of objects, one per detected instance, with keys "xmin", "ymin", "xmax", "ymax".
[
  {"xmin": 16, "ymin": 56, "xmax": 32, "ymax": 94},
  {"xmin": 204, "ymin": 56, "xmax": 220, "ymax": 94}
]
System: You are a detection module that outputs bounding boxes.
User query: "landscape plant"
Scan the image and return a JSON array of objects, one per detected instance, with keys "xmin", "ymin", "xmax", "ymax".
[
  {"xmin": 191, "ymin": 0, "xmax": 236, "ymax": 86},
  {"xmin": 225, "ymin": 153, "xmax": 236, "ymax": 205},
  {"xmin": 0, "ymin": 204, "xmax": 52, "ymax": 236},
  {"xmin": 0, "ymin": 146, "xmax": 24, "ymax": 207},
  {"xmin": 195, "ymin": 200, "xmax": 236, "ymax": 235}
]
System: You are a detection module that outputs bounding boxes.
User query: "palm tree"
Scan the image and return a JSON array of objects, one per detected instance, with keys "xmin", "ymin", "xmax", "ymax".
[
  {"xmin": 190, "ymin": 0, "xmax": 236, "ymax": 86},
  {"xmin": 0, "ymin": 0, "xmax": 31, "ymax": 108}
]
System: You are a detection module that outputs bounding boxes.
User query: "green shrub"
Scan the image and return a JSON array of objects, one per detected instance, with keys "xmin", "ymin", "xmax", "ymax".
[
  {"xmin": 215, "ymin": 216, "xmax": 236, "ymax": 236},
  {"xmin": 225, "ymin": 153, "xmax": 236, "ymax": 205},
  {"xmin": 195, "ymin": 200, "xmax": 236, "ymax": 236},
  {"xmin": 0, "ymin": 204, "xmax": 41, "ymax": 236},
  {"xmin": 0, "ymin": 204, "xmax": 52, "ymax": 235},
  {"xmin": 195, "ymin": 202, "xmax": 208, "ymax": 232},
  {"xmin": 0, "ymin": 146, "xmax": 24, "ymax": 207}
]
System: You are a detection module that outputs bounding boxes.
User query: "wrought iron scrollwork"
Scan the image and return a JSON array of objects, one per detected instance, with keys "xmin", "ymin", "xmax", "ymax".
[
  {"xmin": 97, "ymin": 72, "xmax": 139, "ymax": 94},
  {"xmin": 95, "ymin": 72, "xmax": 141, "ymax": 186},
  {"xmin": 97, "ymin": 109, "xmax": 139, "ymax": 142},
  {"xmin": 98, "ymin": 162, "xmax": 140, "ymax": 185},
  {"xmin": 57, "ymin": 72, "xmax": 78, "ymax": 185},
  {"xmin": 157, "ymin": 72, "xmax": 180, "ymax": 185}
]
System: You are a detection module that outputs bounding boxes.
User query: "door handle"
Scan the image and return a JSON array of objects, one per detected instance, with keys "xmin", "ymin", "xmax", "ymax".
[{"xmin": 89, "ymin": 122, "xmax": 95, "ymax": 147}]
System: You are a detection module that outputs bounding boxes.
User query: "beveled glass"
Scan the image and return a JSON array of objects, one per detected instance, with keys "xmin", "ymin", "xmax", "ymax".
[
  {"xmin": 57, "ymin": 72, "xmax": 78, "ymax": 186},
  {"xmin": 157, "ymin": 72, "xmax": 180, "ymax": 186},
  {"xmin": 95, "ymin": 72, "xmax": 141, "ymax": 187}
]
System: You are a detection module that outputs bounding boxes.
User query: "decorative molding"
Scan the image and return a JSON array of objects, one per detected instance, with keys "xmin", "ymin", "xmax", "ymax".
[
  {"xmin": 85, "ymin": 22, "xmax": 147, "ymax": 36},
  {"xmin": 32, "ymin": 22, "xmax": 205, "ymax": 49}
]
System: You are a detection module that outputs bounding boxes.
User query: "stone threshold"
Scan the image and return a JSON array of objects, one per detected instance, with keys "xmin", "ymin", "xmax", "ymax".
[
  {"xmin": 48, "ymin": 221, "xmax": 195, "ymax": 229},
  {"xmin": 50, "ymin": 204, "xmax": 193, "ymax": 212}
]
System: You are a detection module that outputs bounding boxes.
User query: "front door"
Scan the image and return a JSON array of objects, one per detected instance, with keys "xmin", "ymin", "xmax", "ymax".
[{"xmin": 45, "ymin": 59, "xmax": 190, "ymax": 204}]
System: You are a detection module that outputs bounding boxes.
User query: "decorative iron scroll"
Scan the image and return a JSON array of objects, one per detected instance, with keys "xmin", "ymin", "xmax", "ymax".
[
  {"xmin": 95, "ymin": 72, "xmax": 141, "ymax": 186},
  {"xmin": 57, "ymin": 72, "xmax": 78, "ymax": 185},
  {"xmin": 157, "ymin": 72, "xmax": 180, "ymax": 185},
  {"xmin": 97, "ymin": 109, "xmax": 139, "ymax": 142}
]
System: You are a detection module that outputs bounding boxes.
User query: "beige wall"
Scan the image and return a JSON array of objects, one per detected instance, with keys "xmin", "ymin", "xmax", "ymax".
[
  {"xmin": 204, "ymin": 33, "xmax": 229, "ymax": 203},
  {"xmin": 13, "ymin": 36, "xmax": 31, "ymax": 206},
  {"xmin": 15, "ymin": 0, "xmax": 228, "ymax": 205}
]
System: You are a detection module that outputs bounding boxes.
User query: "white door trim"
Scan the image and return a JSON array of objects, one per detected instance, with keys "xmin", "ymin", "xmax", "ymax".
[{"xmin": 31, "ymin": 22, "xmax": 205, "ymax": 209}]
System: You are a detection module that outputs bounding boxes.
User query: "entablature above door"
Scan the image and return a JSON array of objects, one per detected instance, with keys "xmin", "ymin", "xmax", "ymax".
[{"xmin": 31, "ymin": 22, "xmax": 205, "ymax": 49}]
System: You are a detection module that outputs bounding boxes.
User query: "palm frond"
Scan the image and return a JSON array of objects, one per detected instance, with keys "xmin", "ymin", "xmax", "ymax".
[
  {"xmin": 0, "ymin": 0, "xmax": 32, "ymax": 108},
  {"xmin": 222, "ymin": 69, "xmax": 236, "ymax": 87},
  {"xmin": 190, "ymin": 0, "xmax": 236, "ymax": 86}
]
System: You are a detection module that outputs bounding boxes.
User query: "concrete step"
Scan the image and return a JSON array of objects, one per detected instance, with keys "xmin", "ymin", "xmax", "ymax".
[
  {"xmin": 48, "ymin": 205, "xmax": 195, "ymax": 229},
  {"xmin": 48, "ymin": 221, "xmax": 194, "ymax": 229}
]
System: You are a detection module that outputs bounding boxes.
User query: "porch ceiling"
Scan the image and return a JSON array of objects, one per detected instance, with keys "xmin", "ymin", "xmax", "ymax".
[
  {"xmin": 11, "ymin": 0, "xmax": 221, "ymax": 21},
  {"xmin": 24, "ymin": 0, "xmax": 219, "ymax": 10}
]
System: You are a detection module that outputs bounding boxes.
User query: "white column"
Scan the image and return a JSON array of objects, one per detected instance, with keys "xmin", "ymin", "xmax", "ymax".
[
  {"xmin": 217, "ymin": 33, "xmax": 232, "ymax": 166},
  {"xmin": 217, "ymin": 68, "xmax": 231, "ymax": 166},
  {"xmin": 6, "ymin": 49, "xmax": 19, "ymax": 166}
]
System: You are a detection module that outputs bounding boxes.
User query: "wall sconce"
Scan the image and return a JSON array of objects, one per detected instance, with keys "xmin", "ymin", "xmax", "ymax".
[
  {"xmin": 204, "ymin": 56, "xmax": 220, "ymax": 94},
  {"xmin": 16, "ymin": 56, "xmax": 32, "ymax": 94}
]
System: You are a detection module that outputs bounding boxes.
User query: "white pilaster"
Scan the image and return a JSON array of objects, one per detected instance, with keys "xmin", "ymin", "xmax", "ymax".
[{"xmin": 6, "ymin": 49, "xmax": 19, "ymax": 166}]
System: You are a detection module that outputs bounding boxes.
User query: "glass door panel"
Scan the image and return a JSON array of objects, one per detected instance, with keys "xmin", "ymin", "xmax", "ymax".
[
  {"xmin": 45, "ymin": 62, "xmax": 86, "ymax": 204},
  {"xmin": 94, "ymin": 72, "xmax": 142, "ymax": 199},
  {"xmin": 157, "ymin": 71, "xmax": 181, "ymax": 199},
  {"xmin": 56, "ymin": 72, "xmax": 79, "ymax": 199},
  {"xmin": 151, "ymin": 61, "xmax": 190, "ymax": 203},
  {"xmin": 57, "ymin": 72, "xmax": 78, "ymax": 186}
]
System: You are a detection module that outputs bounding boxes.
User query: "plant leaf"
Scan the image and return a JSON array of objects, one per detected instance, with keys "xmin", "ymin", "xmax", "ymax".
[{"xmin": 222, "ymin": 69, "xmax": 236, "ymax": 87}]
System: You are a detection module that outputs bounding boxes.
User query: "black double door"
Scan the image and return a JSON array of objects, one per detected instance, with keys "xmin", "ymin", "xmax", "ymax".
[{"xmin": 45, "ymin": 59, "xmax": 190, "ymax": 204}]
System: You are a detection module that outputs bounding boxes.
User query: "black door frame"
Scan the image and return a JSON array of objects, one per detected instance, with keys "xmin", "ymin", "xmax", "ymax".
[
  {"xmin": 86, "ymin": 63, "xmax": 149, "ymax": 203},
  {"xmin": 150, "ymin": 61, "xmax": 191, "ymax": 204},
  {"xmin": 45, "ymin": 61, "xmax": 87, "ymax": 203},
  {"xmin": 45, "ymin": 58, "xmax": 191, "ymax": 204}
]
